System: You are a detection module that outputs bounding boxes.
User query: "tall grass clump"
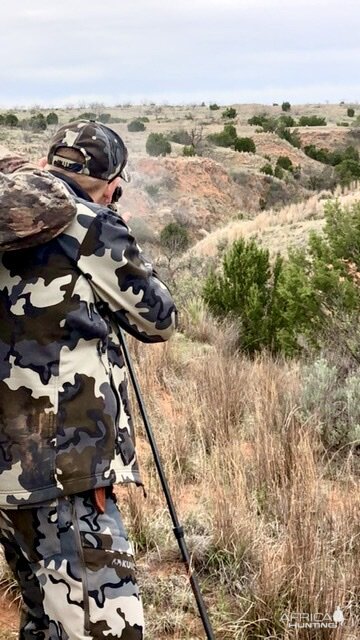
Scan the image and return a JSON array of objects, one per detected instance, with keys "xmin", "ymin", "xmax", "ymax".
[{"xmin": 125, "ymin": 332, "xmax": 360, "ymax": 638}]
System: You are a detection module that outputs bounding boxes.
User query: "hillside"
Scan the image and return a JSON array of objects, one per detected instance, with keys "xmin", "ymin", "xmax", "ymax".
[
  {"xmin": 1, "ymin": 103, "xmax": 359, "ymax": 243},
  {"xmin": 1, "ymin": 103, "xmax": 360, "ymax": 639},
  {"xmin": 185, "ymin": 185, "xmax": 360, "ymax": 259}
]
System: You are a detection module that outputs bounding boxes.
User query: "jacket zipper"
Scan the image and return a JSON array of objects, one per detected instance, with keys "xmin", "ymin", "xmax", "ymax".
[{"xmin": 71, "ymin": 498, "xmax": 91, "ymax": 636}]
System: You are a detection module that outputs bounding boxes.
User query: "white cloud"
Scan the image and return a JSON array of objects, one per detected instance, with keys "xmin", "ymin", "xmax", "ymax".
[{"xmin": 0, "ymin": 0, "xmax": 359, "ymax": 105}]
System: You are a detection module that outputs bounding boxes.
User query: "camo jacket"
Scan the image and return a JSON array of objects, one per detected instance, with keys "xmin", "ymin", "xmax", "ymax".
[{"xmin": 0, "ymin": 174, "xmax": 177, "ymax": 508}]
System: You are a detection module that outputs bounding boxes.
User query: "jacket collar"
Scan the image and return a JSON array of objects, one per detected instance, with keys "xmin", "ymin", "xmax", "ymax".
[{"xmin": 49, "ymin": 170, "xmax": 94, "ymax": 202}]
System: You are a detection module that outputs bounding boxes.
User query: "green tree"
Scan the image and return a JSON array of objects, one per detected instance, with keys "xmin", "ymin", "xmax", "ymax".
[
  {"xmin": 46, "ymin": 112, "xmax": 59, "ymax": 126},
  {"xmin": 209, "ymin": 103, "xmax": 220, "ymax": 110},
  {"xmin": 234, "ymin": 137, "xmax": 256, "ymax": 153},
  {"xmin": 281, "ymin": 101, "xmax": 291, "ymax": 112},
  {"xmin": 203, "ymin": 238, "xmax": 285, "ymax": 354},
  {"xmin": 146, "ymin": 133, "xmax": 171, "ymax": 156},
  {"xmin": 347, "ymin": 107, "xmax": 355, "ymax": 117}
]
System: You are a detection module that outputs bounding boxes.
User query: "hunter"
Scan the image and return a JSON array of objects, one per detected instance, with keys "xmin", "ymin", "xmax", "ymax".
[{"xmin": 0, "ymin": 122, "xmax": 177, "ymax": 639}]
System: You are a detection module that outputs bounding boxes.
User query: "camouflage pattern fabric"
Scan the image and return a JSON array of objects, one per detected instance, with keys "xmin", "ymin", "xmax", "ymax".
[
  {"xmin": 0, "ymin": 489, "xmax": 144, "ymax": 639},
  {"xmin": 0, "ymin": 180, "xmax": 177, "ymax": 508},
  {"xmin": 0, "ymin": 146, "xmax": 77, "ymax": 252},
  {"xmin": 48, "ymin": 121, "xmax": 129, "ymax": 182}
]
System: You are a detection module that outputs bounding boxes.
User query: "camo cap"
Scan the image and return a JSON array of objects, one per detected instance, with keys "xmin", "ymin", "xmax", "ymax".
[{"xmin": 48, "ymin": 120, "xmax": 129, "ymax": 182}]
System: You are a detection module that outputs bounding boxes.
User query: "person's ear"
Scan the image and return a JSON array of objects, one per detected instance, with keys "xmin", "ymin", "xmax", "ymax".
[
  {"xmin": 38, "ymin": 157, "xmax": 47, "ymax": 169},
  {"xmin": 103, "ymin": 177, "xmax": 121, "ymax": 205}
]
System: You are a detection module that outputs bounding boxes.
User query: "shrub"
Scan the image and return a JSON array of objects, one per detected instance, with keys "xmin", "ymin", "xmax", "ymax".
[
  {"xmin": 110, "ymin": 117, "xmax": 127, "ymax": 124},
  {"xmin": 304, "ymin": 145, "xmax": 359, "ymax": 170},
  {"xmin": 160, "ymin": 222, "xmax": 189, "ymax": 255},
  {"xmin": 274, "ymin": 165, "xmax": 284, "ymax": 179},
  {"xmin": 276, "ymin": 155, "xmax": 293, "ymax": 171},
  {"xmin": 234, "ymin": 137, "xmax": 256, "ymax": 153},
  {"xmin": 278, "ymin": 127, "xmax": 301, "ymax": 148},
  {"xmin": 277, "ymin": 200, "xmax": 360, "ymax": 353},
  {"xmin": 77, "ymin": 112, "xmax": 97, "ymax": 121},
  {"xmin": 248, "ymin": 114, "xmax": 268, "ymax": 127},
  {"xmin": 207, "ymin": 124, "xmax": 237, "ymax": 148},
  {"xmin": 222, "ymin": 107, "xmax": 237, "ymax": 119},
  {"xmin": 260, "ymin": 163, "xmax": 273, "ymax": 176},
  {"xmin": 335, "ymin": 159, "xmax": 360, "ymax": 185},
  {"xmin": 146, "ymin": 133, "xmax": 171, "ymax": 156},
  {"xmin": 341, "ymin": 146, "xmax": 360, "ymax": 162},
  {"xmin": 183, "ymin": 145, "xmax": 196, "ymax": 156},
  {"xmin": 281, "ymin": 101, "xmax": 291, "ymax": 112},
  {"xmin": 128, "ymin": 119, "xmax": 146, "ymax": 132},
  {"xmin": 209, "ymin": 103, "xmax": 220, "ymax": 110},
  {"xmin": 301, "ymin": 359, "xmax": 360, "ymax": 448},
  {"xmin": 5, "ymin": 113, "xmax": 18, "ymax": 127},
  {"xmin": 298, "ymin": 115, "xmax": 327, "ymax": 126},
  {"xmin": 144, "ymin": 184, "xmax": 160, "ymax": 198},
  {"xmin": 28, "ymin": 113, "xmax": 47, "ymax": 131},
  {"xmin": 168, "ymin": 130, "xmax": 192, "ymax": 145},
  {"xmin": 278, "ymin": 114, "xmax": 295, "ymax": 127},
  {"xmin": 0, "ymin": 115, "xmax": 5, "ymax": 126},
  {"xmin": 46, "ymin": 112, "xmax": 59, "ymax": 125},
  {"xmin": 248, "ymin": 114, "xmax": 296, "ymax": 138},
  {"xmin": 203, "ymin": 238, "xmax": 285, "ymax": 354},
  {"xmin": 263, "ymin": 118, "xmax": 281, "ymax": 133},
  {"xmin": 92, "ymin": 186, "xmax": 360, "ymax": 363},
  {"xmin": 97, "ymin": 113, "xmax": 112, "ymax": 124},
  {"xmin": 304, "ymin": 144, "xmax": 330, "ymax": 163},
  {"xmin": 347, "ymin": 107, "xmax": 355, "ymax": 117}
]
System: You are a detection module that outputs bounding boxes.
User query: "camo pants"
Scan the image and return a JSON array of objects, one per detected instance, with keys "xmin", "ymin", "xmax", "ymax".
[{"xmin": 0, "ymin": 490, "xmax": 144, "ymax": 639}]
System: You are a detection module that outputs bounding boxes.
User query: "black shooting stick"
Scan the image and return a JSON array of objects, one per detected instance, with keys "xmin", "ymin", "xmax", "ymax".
[{"xmin": 118, "ymin": 327, "xmax": 215, "ymax": 640}]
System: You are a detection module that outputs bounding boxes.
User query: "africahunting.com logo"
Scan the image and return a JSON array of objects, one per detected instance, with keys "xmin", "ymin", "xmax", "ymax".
[{"xmin": 281, "ymin": 606, "xmax": 359, "ymax": 630}]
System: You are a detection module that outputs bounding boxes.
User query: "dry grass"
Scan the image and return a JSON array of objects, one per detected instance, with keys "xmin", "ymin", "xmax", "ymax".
[
  {"xmin": 185, "ymin": 185, "xmax": 360, "ymax": 259},
  {"xmin": 112, "ymin": 331, "xmax": 360, "ymax": 639},
  {"xmin": 1, "ymin": 313, "xmax": 359, "ymax": 639}
]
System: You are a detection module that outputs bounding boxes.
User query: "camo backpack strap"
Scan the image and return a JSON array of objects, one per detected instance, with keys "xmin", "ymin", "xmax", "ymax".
[{"xmin": 0, "ymin": 147, "xmax": 77, "ymax": 252}]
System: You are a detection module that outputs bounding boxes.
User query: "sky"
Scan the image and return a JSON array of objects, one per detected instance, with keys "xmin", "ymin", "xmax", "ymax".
[{"xmin": 0, "ymin": 0, "xmax": 360, "ymax": 107}]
